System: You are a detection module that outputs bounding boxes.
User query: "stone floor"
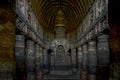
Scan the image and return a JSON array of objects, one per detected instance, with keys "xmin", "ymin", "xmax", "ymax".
[{"xmin": 44, "ymin": 72, "xmax": 80, "ymax": 80}]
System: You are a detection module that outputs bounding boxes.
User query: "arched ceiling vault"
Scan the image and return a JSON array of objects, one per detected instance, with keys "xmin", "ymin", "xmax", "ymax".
[{"xmin": 28, "ymin": 0, "xmax": 94, "ymax": 33}]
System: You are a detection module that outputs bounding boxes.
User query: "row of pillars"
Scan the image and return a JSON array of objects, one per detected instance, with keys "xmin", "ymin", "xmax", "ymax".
[
  {"xmin": 79, "ymin": 34, "xmax": 110, "ymax": 80},
  {"xmin": 15, "ymin": 34, "xmax": 43, "ymax": 80}
]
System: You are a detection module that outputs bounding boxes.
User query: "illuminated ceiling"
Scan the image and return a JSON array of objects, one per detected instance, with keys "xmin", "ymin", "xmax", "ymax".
[{"xmin": 28, "ymin": 0, "xmax": 94, "ymax": 33}]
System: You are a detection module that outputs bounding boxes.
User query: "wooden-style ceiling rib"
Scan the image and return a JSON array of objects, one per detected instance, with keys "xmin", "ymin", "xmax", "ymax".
[
  {"xmin": 87, "ymin": 0, "xmax": 91, "ymax": 9},
  {"xmin": 28, "ymin": 0, "xmax": 94, "ymax": 33},
  {"xmin": 76, "ymin": 0, "xmax": 83, "ymax": 19},
  {"xmin": 83, "ymin": 0, "xmax": 89, "ymax": 15}
]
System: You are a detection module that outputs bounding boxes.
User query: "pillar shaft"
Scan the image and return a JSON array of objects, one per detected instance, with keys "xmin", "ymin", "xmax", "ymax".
[
  {"xmin": 26, "ymin": 40, "xmax": 35, "ymax": 80},
  {"xmin": 78, "ymin": 47, "xmax": 82, "ymax": 79},
  {"xmin": 71, "ymin": 48, "xmax": 77, "ymax": 72},
  {"xmin": 88, "ymin": 41, "xmax": 97, "ymax": 80},
  {"xmin": 40, "ymin": 47, "xmax": 43, "ymax": 69},
  {"xmin": 15, "ymin": 35, "xmax": 25, "ymax": 80},
  {"xmin": 97, "ymin": 34, "xmax": 110, "ymax": 80},
  {"xmin": 78, "ymin": 47, "xmax": 82, "ymax": 69},
  {"xmin": 35, "ymin": 44, "xmax": 40, "ymax": 80},
  {"xmin": 82, "ymin": 44, "xmax": 88, "ymax": 80},
  {"xmin": 42, "ymin": 48, "xmax": 48, "ymax": 73}
]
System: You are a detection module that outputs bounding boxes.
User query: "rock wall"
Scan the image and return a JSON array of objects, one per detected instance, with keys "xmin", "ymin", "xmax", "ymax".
[{"xmin": 0, "ymin": 5, "xmax": 15, "ymax": 80}]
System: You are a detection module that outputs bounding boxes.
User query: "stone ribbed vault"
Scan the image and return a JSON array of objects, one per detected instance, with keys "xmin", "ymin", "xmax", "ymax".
[{"xmin": 27, "ymin": 0, "xmax": 94, "ymax": 33}]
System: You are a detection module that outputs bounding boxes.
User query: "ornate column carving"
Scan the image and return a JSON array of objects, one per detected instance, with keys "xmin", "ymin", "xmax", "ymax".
[
  {"xmin": 97, "ymin": 34, "xmax": 110, "ymax": 80},
  {"xmin": 35, "ymin": 44, "xmax": 40, "ymax": 80},
  {"xmin": 15, "ymin": 35, "xmax": 25, "ymax": 80},
  {"xmin": 26, "ymin": 40, "xmax": 35, "ymax": 80},
  {"xmin": 82, "ymin": 44, "xmax": 88, "ymax": 80},
  {"xmin": 88, "ymin": 41, "xmax": 97, "ymax": 80}
]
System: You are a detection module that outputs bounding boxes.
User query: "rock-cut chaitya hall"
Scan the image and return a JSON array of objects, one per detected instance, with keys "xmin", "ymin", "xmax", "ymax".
[{"xmin": 0, "ymin": 0, "xmax": 120, "ymax": 80}]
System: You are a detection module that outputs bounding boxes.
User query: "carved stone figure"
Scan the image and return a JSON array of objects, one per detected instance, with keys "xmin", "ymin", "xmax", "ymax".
[
  {"xmin": 89, "ymin": 12, "xmax": 93, "ymax": 25},
  {"xmin": 96, "ymin": 0, "xmax": 104, "ymax": 17},
  {"xmin": 27, "ymin": 9, "xmax": 32, "ymax": 24},
  {"xmin": 19, "ymin": 0, "xmax": 25, "ymax": 15}
]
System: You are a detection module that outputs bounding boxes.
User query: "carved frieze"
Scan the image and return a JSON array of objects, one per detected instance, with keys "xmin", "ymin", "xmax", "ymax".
[
  {"xmin": 96, "ymin": 0, "xmax": 104, "ymax": 17},
  {"xmin": 94, "ymin": 16, "xmax": 108, "ymax": 35},
  {"xmin": 101, "ymin": 17, "xmax": 109, "ymax": 30},
  {"xmin": 28, "ymin": 29, "xmax": 35, "ymax": 40},
  {"xmin": 77, "ymin": 0, "xmax": 108, "ymax": 43},
  {"xmin": 95, "ymin": 0, "xmax": 107, "ymax": 18},
  {"xmin": 16, "ymin": 17, "xmax": 28, "ymax": 34},
  {"xmin": 89, "ymin": 11, "xmax": 94, "ymax": 25}
]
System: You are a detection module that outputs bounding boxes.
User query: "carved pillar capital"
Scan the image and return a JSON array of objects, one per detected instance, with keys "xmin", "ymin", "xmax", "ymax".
[{"xmin": 98, "ymin": 34, "xmax": 109, "ymax": 42}]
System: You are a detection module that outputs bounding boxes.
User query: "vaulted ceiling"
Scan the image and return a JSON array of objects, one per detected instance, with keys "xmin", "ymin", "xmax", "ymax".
[{"xmin": 28, "ymin": 0, "xmax": 94, "ymax": 33}]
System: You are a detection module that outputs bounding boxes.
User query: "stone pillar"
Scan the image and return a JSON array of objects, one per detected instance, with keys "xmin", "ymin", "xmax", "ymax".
[
  {"xmin": 0, "ymin": 4, "xmax": 15, "ymax": 80},
  {"xmin": 97, "ymin": 34, "xmax": 110, "ymax": 80},
  {"xmin": 39, "ymin": 47, "xmax": 44, "ymax": 79},
  {"xmin": 39, "ymin": 47, "xmax": 43, "ymax": 69},
  {"xmin": 26, "ymin": 40, "xmax": 35, "ymax": 80},
  {"xmin": 78, "ymin": 47, "xmax": 82, "ymax": 79},
  {"xmin": 78, "ymin": 47, "xmax": 82, "ymax": 70},
  {"xmin": 35, "ymin": 44, "xmax": 40, "ymax": 80},
  {"xmin": 71, "ymin": 48, "xmax": 77, "ymax": 72},
  {"xmin": 82, "ymin": 44, "xmax": 88, "ymax": 80},
  {"xmin": 15, "ymin": 35, "xmax": 26, "ymax": 80},
  {"xmin": 88, "ymin": 41, "xmax": 97, "ymax": 80},
  {"xmin": 43, "ymin": 48, "xmax": 48, "ymax": 73},
  {"xmin": 47, "ymin": 49, "xmax": 52, "ymax": 73},
  {"xmin": 50, "ymin": 51, "xmax": 54, "ymax": 74}
]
